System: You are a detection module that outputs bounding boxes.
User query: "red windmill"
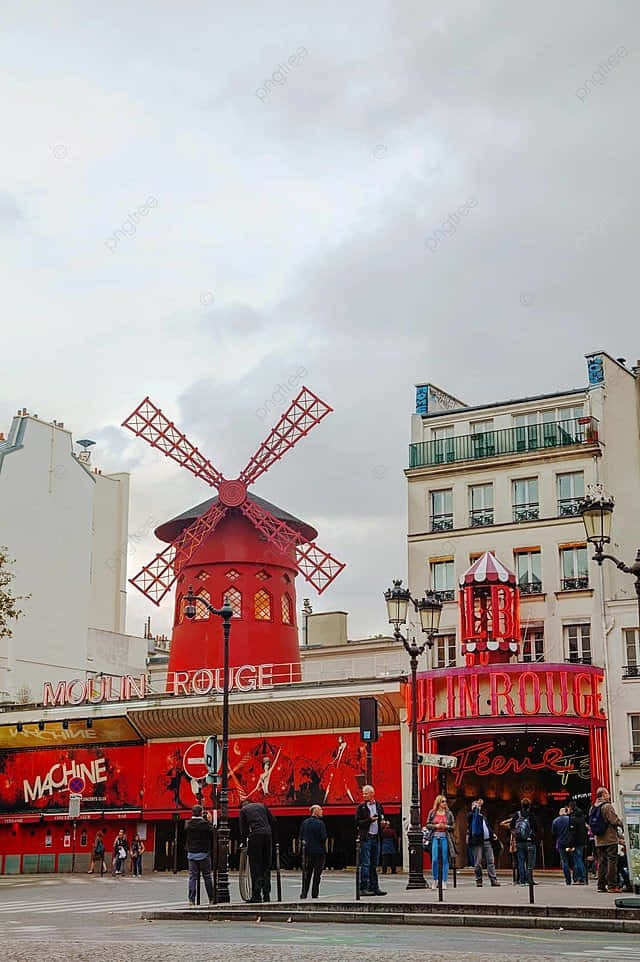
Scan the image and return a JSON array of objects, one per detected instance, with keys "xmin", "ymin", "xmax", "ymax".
[
  {"xmin": 122, "ymin": 387, "xmax": 345, "ymax": 678},
  {"xmin": 459, "ymin": 551, "xmax": 520, "ymax": 666}
]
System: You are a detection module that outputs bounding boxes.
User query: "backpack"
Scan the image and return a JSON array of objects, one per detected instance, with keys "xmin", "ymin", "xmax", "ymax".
[
  {"xmin": 471, "ymin": 809, "xmax": 484, "ymax": 838},
  {"xmin": 514, "ymin": 811, "xmax": 532, "ymax": 842},
  {"xmin": 589, "ymin": 804, "xmax": 607, "ymax": 837},
  {"xmin": 94, "ymin": 840, "xmax": 104, "ymax": 856}
]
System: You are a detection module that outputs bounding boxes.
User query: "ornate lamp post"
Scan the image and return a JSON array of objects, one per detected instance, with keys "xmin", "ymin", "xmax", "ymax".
[
  {"xmin": 384, "ymin": 579, "xmax": 442, "ymax": 889},
  {"xmin": 580, "ymin": 492, "xmax": 640, "ymax": 627},
  {"xmin": 184, "ymin": 585, "xmax": 234, "ymax": 903}
]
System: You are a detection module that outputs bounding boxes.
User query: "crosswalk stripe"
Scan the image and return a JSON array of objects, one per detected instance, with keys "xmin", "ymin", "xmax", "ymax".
[{"xmin": 0, "ymin": 900, "xmax": 182, "ymax": 914}]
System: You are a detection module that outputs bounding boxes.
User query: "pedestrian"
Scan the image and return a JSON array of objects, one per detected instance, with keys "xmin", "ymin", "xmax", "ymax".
[
  {"xmin": 239, "ymin": 797, "xmax": 276, "ymax": 903},
  {"xmin": 552, "ymin": 807, "xmax": 574, "ymax": 885},
  {"xmin": 425, "ymin": 794, "xmax": 454, "ymax": 890},
  {"xmin": 589, "ymin": 786, "xmax": 624, "ymax": 893},
  {"xmin": 466, "ymin": 798, "xmax": 500, "ymax": 887},
  {"xmin": 380, "ymin": 819, "xmax": 398, "ymax": 875},
  {"xmin": 355, "ymin": 784, "xmax": 387, "ymax": 896},
  {"xmin": 568, "ymin": 799, "xmax": 587, "ymax": 884},
  {"xmin": 112, "ymin": 829, "xmax": 129, "ymax": 876},
  {"xmin": 88, "ymin": 830, "xmax": 105, "ymax": 875},
  {"xmin": 299, "ymin": 804, "xmax": 327, "ymax": 899},
  {"xmin": 131, "ymin": 834, "xmax": 145, "ymax": 877},
  {"xmin": 185, "ymin": 803, "xmax": 214, "ymax": 906},
  {"xmin": 509, "ymin": 797, "xmax": 537, "ymax": 885}
]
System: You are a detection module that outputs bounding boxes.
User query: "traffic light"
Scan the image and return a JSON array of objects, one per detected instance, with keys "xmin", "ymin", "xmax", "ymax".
[{"xmin": 359, "ymin": 697, "xmax": 379, "ymax": 742}]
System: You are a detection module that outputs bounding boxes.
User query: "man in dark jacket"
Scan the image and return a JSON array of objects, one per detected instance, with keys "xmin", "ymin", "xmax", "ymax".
[
  {"xmin": 568, "ymin": 800, "xmax": 587, "ymax": 883},
  {"xmin": 552, "ymin": 807, "xmax": 573, "ymax": 885},
  {"xmin": 239, "ymin": 799, "xmax": 276, "ymax": 903},
  {"xmin": 466, "ymin": 798, "xmax": 500, "ymax": 887},
  {"xmin": 355, "ymin": 784, "xmax": 386, "ymax": 896},
  {"xmin": 184, "ymin": 804, "xmax": 214, "ymax": 906},
  {"xmin": 590, "ymin": 786, "xmax": 624, "ymax": 893},
  {"xmin": 509, "ymin": 797, "xmax": 538, "ymax": 885},
  {"xmin": 299, "ymin": 804, "xmax": 328, "ymax": 899}
]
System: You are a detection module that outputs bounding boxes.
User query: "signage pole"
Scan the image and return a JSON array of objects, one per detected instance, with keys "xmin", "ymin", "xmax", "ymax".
[
  {"xmin": 72, "ymin": 819, "xmax": 77, "ymax": 874},
  {"xmin": 366, "ymin": 742, "xmax": 372, "ymax": 786}
]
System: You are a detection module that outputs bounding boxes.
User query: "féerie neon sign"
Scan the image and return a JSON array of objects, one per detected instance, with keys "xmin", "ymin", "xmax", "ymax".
[{"xmin": 450, "ymin": 739, "xmax": 579, "ymax": 788}]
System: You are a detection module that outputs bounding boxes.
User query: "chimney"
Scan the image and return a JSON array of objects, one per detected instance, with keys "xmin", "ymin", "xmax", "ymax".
[{"xmin": 616, "ymin": 358, "xmax": 627, "ymax": 367}]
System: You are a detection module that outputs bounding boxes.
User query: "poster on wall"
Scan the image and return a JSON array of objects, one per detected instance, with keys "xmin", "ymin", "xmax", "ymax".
[
  {"xmin": 144, "ymin": 731, "xmax": 401, "ymax": 812},
  {"xmin": 0, "ymin": 745, "xmax": 144, "ymax": 813},
  {"xmin": 620, "ymin": 791, "xmax": 640, "ymax": 890}
]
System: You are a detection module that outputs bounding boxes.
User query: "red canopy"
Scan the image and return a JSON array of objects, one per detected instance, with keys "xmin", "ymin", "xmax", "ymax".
[{"xmin": 460, "ymin": 551, "xmax": 516, "ymax": 586}]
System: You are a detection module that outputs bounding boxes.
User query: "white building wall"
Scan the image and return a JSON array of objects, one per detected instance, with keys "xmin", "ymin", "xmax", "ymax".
[{"xmin": 89, "ymin": 471, "xmax": 129, "ymax": 634}]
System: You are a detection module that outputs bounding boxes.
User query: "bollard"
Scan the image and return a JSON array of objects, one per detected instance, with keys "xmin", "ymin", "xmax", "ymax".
[
  {"xmin": 300, "ymin": 841, "xmax": 307, "ymax": 899},
  {"xmin": 452, "ymin": 846, "xmax": 457, "ymax": 889},
  {"xmin": 355, "ymin": 834, "xmax": 361, "ymax": 901},
  {"xmin": 275, "ymin": 841, "xmax": 282, "ymax": 902},
  {"xmin": 528, "ymin": 845, "xmax": 535, "ymax": 904}
]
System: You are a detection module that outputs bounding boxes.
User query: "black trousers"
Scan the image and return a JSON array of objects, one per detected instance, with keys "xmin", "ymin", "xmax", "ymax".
[
  {"xmin": 301, "ymin": 854, "xmax": 325, "ymax": 898},
  {"xmin": 248, "ymin": 833, "xmax": 272, "ymax": 901}
]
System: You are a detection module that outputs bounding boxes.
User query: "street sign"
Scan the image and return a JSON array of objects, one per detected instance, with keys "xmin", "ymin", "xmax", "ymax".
[
  {"xmin": 69, "ymin": 776, "xmax": 85, "ymax": 794},
  {"xmin": 417, "ymin": 753, "xmax": 458, "ymax": 769},
  {"xmin": 68, "ymin": 794, "xmax": 81, "ymax": 818},
  {"xmin": 204, "ymin": 736, "xmax": 219, "ymax": 775},
  {"xmin": 183, "ymin": 742, "xmax": 208, "ymax": 780}
]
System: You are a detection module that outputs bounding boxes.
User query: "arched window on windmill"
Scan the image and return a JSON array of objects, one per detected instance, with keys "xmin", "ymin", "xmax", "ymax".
[
  {"xmin": 225, "ymin": 586, "xmax": 242, "ymax": 619},
  {"xmin": 281, "ymin": 592, "xmax": 293, "ymax": 625},
  {"xmin": 194, "ymin": 589, "xmax": 211, "ymax": 621},
  {"xmin": 254, "ymin": 588, "xmax": 272, "ymax": 622}
]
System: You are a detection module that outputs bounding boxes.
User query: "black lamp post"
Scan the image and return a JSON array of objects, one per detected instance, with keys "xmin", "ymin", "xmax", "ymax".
[
  {"xmin": 184, "ymin": 585, "xmax": 234, "ymax": 904},
  {"xmin": 580, "ymin": 493, "xmax": 640, "ymax": 627},
  {"xmin": 384, "ymin": 579, "xmax": 442, "ymax": 889}
]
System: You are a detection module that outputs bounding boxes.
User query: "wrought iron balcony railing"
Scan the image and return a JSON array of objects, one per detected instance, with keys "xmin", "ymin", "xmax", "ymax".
[
  {"xmin": 470, "ymin": 508, "xmax": 494, "ymax": 527},
  {"xmin": 519, "ymin": 581, "xmax": 543, "ymax": 596},
  {"xmin": 623, "ymin": 664, "xmax": 640, "ymax": 679},
  {"xmin": 632, "ymin": 750, "xmax": 640, "ymax": 763},
  {"xmin": 431, "ymin": 514, "xmax": 453, "ymax": 532},
  {"xmin": 409, "ymin": 417, "xmax": 598, "ymax": 469},
  {"xmin": 434, "ymin": 589, "xmax": 456, "ymax": 603},
  {"xmin": 513, "ymin": 503, "xmax": 539, "ymax": 523},
  {"xmin": 557, "ymin": 497, "xmax": 583, "ymax": 518},
  {"xmin": 565, "ymin": 654, "xmax": 592, "ymax": 665},
  {"xmin": 560, "ymin": 576, "xmax": 589, "ymax": 591}
]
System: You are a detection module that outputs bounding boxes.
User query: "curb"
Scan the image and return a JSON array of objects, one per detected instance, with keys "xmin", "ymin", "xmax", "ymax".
[{"xmin": 141, "ymin": 901, "xmax": 640, "ymax": 934}]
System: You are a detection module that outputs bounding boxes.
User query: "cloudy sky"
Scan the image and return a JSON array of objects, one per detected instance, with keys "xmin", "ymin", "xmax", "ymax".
[{"xmin": 1, "ymin": 0, "xmax": 637, "ymax": 641}]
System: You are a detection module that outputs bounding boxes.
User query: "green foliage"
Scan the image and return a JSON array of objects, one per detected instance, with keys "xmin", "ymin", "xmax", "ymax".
[{"xmin": 0, "ymin": 546, "xmax": 29, "ymax": 640}]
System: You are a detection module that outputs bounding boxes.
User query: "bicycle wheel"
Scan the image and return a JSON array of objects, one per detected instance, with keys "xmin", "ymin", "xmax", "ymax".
[{"xmin": 239, "ymin": 846, "xmax": 251, "ymax": 902}]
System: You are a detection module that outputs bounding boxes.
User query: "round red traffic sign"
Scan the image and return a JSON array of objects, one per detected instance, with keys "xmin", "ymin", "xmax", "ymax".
[
  {"xmin": 69, "ymin": 776, "xmax": 85, "ymax": 794},
  {"xmin": 183, "ymin": 742, "xmax": 207, "ymax": 780}
]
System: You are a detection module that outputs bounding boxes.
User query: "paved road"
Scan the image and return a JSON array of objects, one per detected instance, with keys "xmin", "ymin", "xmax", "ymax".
[{"xmin": 0, "ymin": 874, "xmax": 638, "ymax": 961}]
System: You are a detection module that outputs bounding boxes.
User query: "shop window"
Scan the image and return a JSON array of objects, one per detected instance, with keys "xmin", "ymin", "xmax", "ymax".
[
  {"xmin": 194, "ymin": 589, "xmax": 211, "ymax": 620},
  {"xmin": 560, "ymin": 546, "xmax": 588, "ymax": 590},
  {"xmin": 433, "ymin": 634, "xmax": 456, "ymax": 669},
  {"xmin": 565, "ymin": 623, "xmax": 591, "ymax": 664},
  {"xmin": 226, "ymin": 569, "xmax": 240, "ymax": 581},
  {"xmin": 431, "ymin": 560, "xmax": 455, "ymax": 603},
  {"xmin": 281, "ymin": 593, "xmax": 293, "ymax": 625},
  {"xmin": 522, "ymin": 628, "xmax": 545, "ymax": 663},
  {"xmin": 431, "ymin": 488, "xmax": 453, "ymax": 531},
  {"xmin": 624, "ymin": 629, "xmax": 640, "ymax": 678},
  {"xmin": 254, "ymin": 589, "xmax": 272, "ymax": 621},
  {"xmin": 631, "ymin": 716, "xmax": 640, "ymax": 763},
  {"xmin": 226, "ymin": 587, "xmax": 242, "ymax": 619},
  {"xmin": 515, "ymin": 549, "xmax": 542, "ymax": 595}
]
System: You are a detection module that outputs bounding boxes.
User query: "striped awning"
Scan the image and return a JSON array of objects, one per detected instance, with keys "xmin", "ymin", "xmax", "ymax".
[{"xmin": 460, "ymin": 551, "xmax": 516, "ymax": 586}]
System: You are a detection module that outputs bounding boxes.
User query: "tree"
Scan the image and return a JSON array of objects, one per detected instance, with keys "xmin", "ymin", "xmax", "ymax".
[{"xmin": 0, "ymin": 546, "xmax": 29, "ymax": 640}]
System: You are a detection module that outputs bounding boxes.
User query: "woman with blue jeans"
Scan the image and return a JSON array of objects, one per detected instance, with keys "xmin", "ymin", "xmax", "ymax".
[{"xmin": 426, "ymin": 795, "xmax": 454, "ymax": 889}]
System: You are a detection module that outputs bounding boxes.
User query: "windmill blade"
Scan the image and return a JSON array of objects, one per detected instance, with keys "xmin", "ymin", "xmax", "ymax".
[
  {"xmin": 122, "ymin": 397, "xmax": 225, "ymax": 488},
  {"xmin": 240, "ymin": 498, "xmax": 345, "ymax": 595},
  {"xmin": 239, "ymin": 386, "xmax": 333, "ymax": 487},
  {"xmin": 129, "ymin": 502, "xmax": 229, "ymax": 605}
]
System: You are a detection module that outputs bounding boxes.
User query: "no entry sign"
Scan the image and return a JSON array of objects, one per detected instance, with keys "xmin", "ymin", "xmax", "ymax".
[{"xmin": 183, "ymin": 742, "xmax": 208, "ymax": 780}]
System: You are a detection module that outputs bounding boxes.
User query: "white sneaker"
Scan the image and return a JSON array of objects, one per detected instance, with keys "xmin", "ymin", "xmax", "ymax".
[
  {"xmin": 432, "ymin": 881, "xmax": 438, "ymax": 889},
  {"xmin": 443, "ymin": 883, "xmax": 447, "ymax": 890}
]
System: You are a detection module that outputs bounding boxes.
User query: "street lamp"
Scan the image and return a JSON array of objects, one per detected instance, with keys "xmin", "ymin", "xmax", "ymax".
[
  {"xmin": 184, "ymin": 585, "xmax": 234, "ymax": 904},
  {"xmin": 580, "ymin": 493, "xmax": 640, "ymax": 627},
  {"xmin": 384, "ymin": 579, "xmax": 442, "ymax": 889}
]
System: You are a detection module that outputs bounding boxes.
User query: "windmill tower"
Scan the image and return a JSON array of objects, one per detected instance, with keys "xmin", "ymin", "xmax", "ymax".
[{"xmin": 122, "ymin": 387, "xmax": 345, "ymax": 679}]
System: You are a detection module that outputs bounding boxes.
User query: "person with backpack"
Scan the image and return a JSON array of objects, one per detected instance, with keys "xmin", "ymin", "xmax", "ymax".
[
  {"xmin": 510, "ymin": 797, "xmax": 537, "ymax": 885},
  {"xmin": 568, "ymin": 800, "xmax": 587, "ymax": 884},
  {"xmin": 88, "ymin": 830, "xmax": 105, "ymax": 875},
  {"xmin": 589, "ymin": 786, "xmax": 624, "ymax": 893},
  {"xmin": 466, "ymin": 798, "xmax": 500, "ymax": 887}
]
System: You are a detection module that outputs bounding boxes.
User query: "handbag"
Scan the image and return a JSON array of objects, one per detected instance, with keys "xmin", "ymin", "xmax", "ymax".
[
  {"xmin": 117, "ymin": 846, "xmax": 127, "ymax": 860},
  {"xmin": 422, "ymin": 828, "xmax": 434, "ymax": 854}
]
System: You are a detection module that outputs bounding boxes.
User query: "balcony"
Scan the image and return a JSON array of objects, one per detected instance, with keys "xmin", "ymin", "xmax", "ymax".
[
  {"xmin": 519, "ymin": 581, "xmax": 543, "ymax": 596},
  {"xmin": 434, "ymin": 589, "xmax": 456, "ymax": 603},
  {"xmin": 623, "ymin": 664, "xmax": 640, "ymax": 679},
  {"xmin": 470, "ymin": 508, "xmax": 493, "ymax": 528},
  {"xmin": 557, "ymin": 498, "xmax": 583, "ymax": 518},
  {"xmin": 431, "ymin": 514, "xmax": 453, "ymax": 532},
  {"xmin": 560, "ymin": 577, "xmax": 589, "ymax": 591},
  {"xmin": 409, "ymin": 417, "xmax": 599, "ymax": 469},
  {"xmin": 565, "ymin": 655, "xmax": 592, "ymax": 665},
  {"xmin": 513, "ymin": 503, "xmax": 539, "ymax": 523}
]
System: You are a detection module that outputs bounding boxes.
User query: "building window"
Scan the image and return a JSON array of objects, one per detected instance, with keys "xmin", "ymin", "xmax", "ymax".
[
  {"xmin": 565, "ymin": 623, "xmax": 591, "ymax": 664},
  {"xmin": 225, "ymin": 569, "xmax": 240, "ymax": 581},
  {"xmin": 281, "ymin": 593, "xmax": 293, "ymax": 625},
  {"xmin": 515, "ymin": 549, "xmax": 542, "ymax": 595},
  {"xmin": 512, "ymin": 478, "xmax": 539, "ymax": 523},
  {"xmin": 522, "ymin": 628, "xmax": 545, "ymax": 663},
  {"xmin": 226, "ymin": 587, "xmax": 242, "ymax": 619},
  {"xmin": 431, "ymin": 425, "xmax": 455, "ymax": 464},
  {"xmin": 469, "ymin": 483, "xmax": 493, "ymax": 527},
  {"xmin": 557, "ymin": 472, "xmax": 585, "ymax": 517},
  {"xmin": 560, "ymin": 545, "xmax": 589, "ymax": 590},
  {"xmin": 433, "ymin": 634, "xmax": 456, "ymax": 669},
  {"xmin": 470, "ymin": 420, "xmax": 495, "ymax": 458},
  {"xmin": 624, "ymin": 629, "xmax": 640, "ymax": 678},
  {"xmin": 513, "ymin": 406, "xmax": 585, "ymax": 450},
  {"xmin": 431, "ymin": 489, "xmax": 453, "ymax": 531},
  {"xmin": 431, "ymin": 560, "xmax": 455, "ymax": 602},
  {"xmin": 194, "ymin": 589, "xmax": 211, "ymax": 621},
  {"xmin": 254, "ymin": 589, "xmax": 272, "ymax": 621},
  {"xmin": 631, "ymin": 716, "xmax": 640, "ymax": 763}
]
